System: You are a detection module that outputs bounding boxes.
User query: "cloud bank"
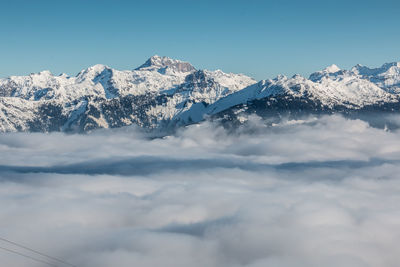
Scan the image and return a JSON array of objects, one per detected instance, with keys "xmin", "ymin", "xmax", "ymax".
[{"xmin": 1, "ymin": 115, "xmax": 400, "ymax": 267}]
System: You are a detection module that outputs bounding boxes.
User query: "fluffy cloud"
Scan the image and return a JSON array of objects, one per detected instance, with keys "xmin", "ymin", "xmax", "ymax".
[{"xmin": 0, "ymin": 115, "xmax": 400, "ymax": 267}]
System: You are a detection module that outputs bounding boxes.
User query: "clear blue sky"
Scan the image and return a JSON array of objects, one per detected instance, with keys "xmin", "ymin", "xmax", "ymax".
[{"xmin": 1, "ymin": 0, "xmax": 399, "ymax": 80}]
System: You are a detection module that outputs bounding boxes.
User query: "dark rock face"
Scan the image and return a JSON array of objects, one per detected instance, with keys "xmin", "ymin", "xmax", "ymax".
[
  {"xmin": 212, "ymin": 94, "xmax": 400, "ymax": 130},
  {"xmin": 93, "ymin": 68, "xmax": 119, "ymax": 98},
  {"xmin": 176, "ymin": 70, "xmax": 218, "ymax": 95},
  {"xmin": 0, "ymin": 80, "xmax": 17, "ymax": 97},
  {"xmin": 37, "ymin": 93, "xmax": 174, "ymax": 133},
  {"xmin": 135, "ymin": 56, "xmax": 196, "ymax": 73},
  {"xmin": 27, "ymin": 103, "xmax": 67, "ymax": 132}
]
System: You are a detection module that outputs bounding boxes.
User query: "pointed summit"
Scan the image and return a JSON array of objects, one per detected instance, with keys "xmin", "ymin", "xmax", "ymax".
[
  {"xmin": 75, "ymin": 64, "xmax": 112, "ymax": 83},
  {"xmin": 323, "ymin": 64, "xmax": 341, "ymax": 73},
  {"xmin": 76, "ymin": 64, "xmax": 111, "ymax": 77},
  {"xmin": 135, "ymin": 55, "xmax": 196, "ymax": 73},
  {"xmin": 309, "ymin": 64, "xmax": 341, "ymax": 81}
]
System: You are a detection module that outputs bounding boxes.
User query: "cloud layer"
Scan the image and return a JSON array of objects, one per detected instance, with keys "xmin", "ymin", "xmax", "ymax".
[{"xmin": 1, "ymin": 115, "xmax": 400, "ymax": 267}]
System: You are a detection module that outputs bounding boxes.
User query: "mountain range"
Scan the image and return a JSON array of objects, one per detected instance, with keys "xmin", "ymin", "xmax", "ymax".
[{"xmin": 1, "ymin": 55, "xmax": 400, "ymax": 132}]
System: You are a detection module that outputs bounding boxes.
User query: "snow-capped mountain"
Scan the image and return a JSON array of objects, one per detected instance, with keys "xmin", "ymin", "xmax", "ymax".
[
  {"xmin": 352, "ymin": 62, "xmax": 400, "ymax": 94},
  {"xmin": 206, "ymin": 63, "xmax": 399, "ymax": 116},
  {"xmin": 0, "ymin": 55, "xmax": 255, "ymax": 132},
  {"xmin": 0, "ymin": 56, "xmax": 399, "ymax": 132}
]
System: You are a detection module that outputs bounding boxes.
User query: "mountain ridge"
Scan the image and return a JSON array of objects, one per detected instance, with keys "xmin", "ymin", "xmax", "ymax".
[{"xmin": 0, "ymin": 56, "xmax": 399, "ymax": 132}]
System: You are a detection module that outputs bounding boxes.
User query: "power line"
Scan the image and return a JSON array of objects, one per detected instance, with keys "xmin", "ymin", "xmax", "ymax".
[
  {"xmin": 0, "ymin": 245, "xmax": 59, "ymax": 267},
  {"xmin": 0, "ymin": 237, "xmax": 77, "ymax": 267}
]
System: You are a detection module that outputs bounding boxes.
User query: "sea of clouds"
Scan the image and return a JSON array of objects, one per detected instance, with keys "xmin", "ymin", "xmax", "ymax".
[{"xmin": 1, "ymin": 115, "xmax": 400, "ymax": 267}]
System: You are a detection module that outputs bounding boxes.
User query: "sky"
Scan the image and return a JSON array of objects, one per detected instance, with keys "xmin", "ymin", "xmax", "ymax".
[{"xmin": 0, "ymin": 0, "xmax": 400, "ymax": 80}]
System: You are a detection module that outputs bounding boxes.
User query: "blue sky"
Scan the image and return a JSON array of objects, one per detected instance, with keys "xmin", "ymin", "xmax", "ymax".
[{"xmin": 1, "ymin": 0, "xmax": 399, "ymax": 80}]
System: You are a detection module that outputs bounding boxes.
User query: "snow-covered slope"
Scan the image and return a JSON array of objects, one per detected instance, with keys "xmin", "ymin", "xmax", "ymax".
[
  {"xmin": 0, "ymin": 57, "xmax": 399, "ymax": 132},
  {"xmin": 0, "ymin": 56, "xmax": 196, "ymax": 101},
  {"xmin": 352, "ymin": 62, "xmax": 400, "ymax": 93},
  {"xmin": 206, "ymin": 62, "xmax": 400, "ymax": 118},
  {"xmin": 0, "ymin": 55, "xmax": 256, "ymax": 132}
]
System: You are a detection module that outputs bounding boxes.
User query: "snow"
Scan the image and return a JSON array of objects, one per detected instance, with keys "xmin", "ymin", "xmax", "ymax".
[
  {"xmin": 324, "ymin": 64, "xmax": 341, "ymax": 73},
  {"xmin": 352, "ymin": 61, "xmax": 400, "ymax": 93},
  {"xmin": 207, "ymin": 62, "xmax": 400, "ymax": 116},
  {"xmin": 0, "ymin": 56, "xmax": 399, "ymax": 132},
  {"xmin": 135, "ymin": 55, "xmax": 196, "ymax": 73},
  {"xmin": 309, "ymin": 64, "xmax": 341, "ymax": 81}
]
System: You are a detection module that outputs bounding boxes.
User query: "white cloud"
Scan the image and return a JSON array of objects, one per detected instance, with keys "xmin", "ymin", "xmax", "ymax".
[{"xmin": 0, "ymin": 115, "xmax": 400, "ymax": 266}]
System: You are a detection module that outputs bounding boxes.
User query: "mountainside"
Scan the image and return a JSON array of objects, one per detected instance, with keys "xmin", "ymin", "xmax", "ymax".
[
  {"xmin": 0, "ymin": 56, "xmax": 400, "ymax": 132},
  {"xmin": 0, "ymin": 55, "xmax": 255, "ymax": 132}
]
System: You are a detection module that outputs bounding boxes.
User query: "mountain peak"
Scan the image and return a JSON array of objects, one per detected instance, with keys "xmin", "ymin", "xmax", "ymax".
[
  {"xmin": 323, "ymin": 64, "xmax": 341, "ymax": 73},
  {"xmin": 76, "ymin": 64, "xmax": 112, "ymax": 82},
  {"xmin": 147, "ymin": 55, "xmax": 167, "ymax": 65},
  {"xmin": 135, "ymin": 55, "xmax": 196, "ymax": 73},
  {"xmin": 29, "ymin": 70, "xmax": 53, "ymax": 76},
  {"xmin": 87, "ymin": 64, "xmax": 110, "ymax": 72},
  {"xmin": 381, "ymin": 62, "xmax": 400, "ymax": 69},
  {"xmin": 352, "ymin": 62, "xmax": 400, "ymax": 77},
  {"xmin": 309, "ymin": 64, "xmax": 341, "ymax": 81}
]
